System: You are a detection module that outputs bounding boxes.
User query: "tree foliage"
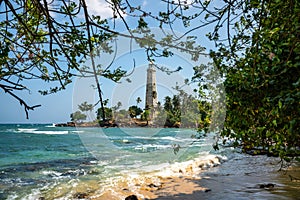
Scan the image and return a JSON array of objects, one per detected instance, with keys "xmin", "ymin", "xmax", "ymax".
[
  {"xmin": 166, "ymin": 95, "xmax": 181, "ymax": 126},
  {"xmin": 141, "ymin": 109, "xmax": 150, "ymax": 121},
  {"xmin": 120, "ymin": 0, "xmax": 300, "ymax": 159},
  {"xmin": 136, "ymin": 97, "xmax": 142, "ymax": 106},
  {"xmin": 1, "ymin": 0, "xmax": 206, "ymax": 120},
  {"xmin": 70, "ymin": 111, "xmax": 86, "ymax": 122},
  {"xmin": 128, "ymin": 105, "xmax": 143, "ymax": 119},
  {"xmin": 161, "ymin": 93, "xmax": 209, "ymax": 128},
  {"xmin": 232, "ymin": 1, "xmax": 298, "ymax": 159},
  {"xmin": 0, "ymin": 0, "xmax": 125, "ymax": 118},
  {"xmin": 2, "ymin": 0, "xmax": 299, "ymax": 160},
  {"xmin": 201, "ymin": 0, "xmax": 300, "ymax": 159},
  {"xmin": 97, "ymin": 107, "xmax": 113, "ymax": 121},
  {"xmin": 78, "ymin": 101, "xmax": 93, "ymax": 113}
]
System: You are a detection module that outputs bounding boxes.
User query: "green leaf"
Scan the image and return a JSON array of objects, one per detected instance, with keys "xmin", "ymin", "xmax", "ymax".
[
  {"xmin": 137, "ymin": 17, "xmax": 148, "ymax": 29},
  {"xmin": 272, "ymin": 119, "xmax": 277, "ymax": 127},
  {"xmin": 278, "ymin": 100, "xmax": 282, "ymax": 109}
]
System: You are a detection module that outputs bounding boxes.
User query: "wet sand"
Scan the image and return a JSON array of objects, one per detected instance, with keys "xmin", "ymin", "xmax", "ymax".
[
  {"xmin": 151, "ymin": 153, "xmax": 300, "ymax": 200},
  {"xmin": 88, "ymin": 155, "xmax": 222, "ymax": 199}
]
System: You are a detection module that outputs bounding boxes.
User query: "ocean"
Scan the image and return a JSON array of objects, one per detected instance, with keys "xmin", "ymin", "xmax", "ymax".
[
  {"xmin": 1, "ymin": 124, "xmax": 299, "ymax": 200},
  {"xmin": 0, "ymin": 124, "xmax": 225, "ymax": 199}
]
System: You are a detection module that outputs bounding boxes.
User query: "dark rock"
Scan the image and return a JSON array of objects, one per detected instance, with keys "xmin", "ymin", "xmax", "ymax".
[
  {"xmin": 99, "ymin": 120, "xmax": 118, "ymax": 127},
  {"xmin": 38, "ymin": 197, "xmax": 45, "ymax": 200},
  {"xmin": 148, "ymin": 183, "xmax": 158, "ymax": 188},
  {"xmin": 55, "ymin": 122, "xmax": 75, "ymax": 127},
  {"xmin": 259, "ymin": 183, "xmax": 275, "ymax": 189},
  {"xmin": 259, "ymin": 184, "xmax": 265, "ymax": 188},
  {"xmin": 125, "ymin": 194, "xmax": 138, "ymax": 200},
  {"xmin": 74, "ymin": 192, "xmax": 88, "ymax": 199},
  {"xmin": 205, "ymin": 188, "xmax": 212, "ymax": 192}
]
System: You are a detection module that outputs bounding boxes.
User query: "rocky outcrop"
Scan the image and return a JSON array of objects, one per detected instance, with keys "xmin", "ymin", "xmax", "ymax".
[
  {"xmin": 54, "ymin": 119, "xmax": 185, "ymax": 128},
  {"xmin": 55, "ymin": 122, "xmax": 75, "ymax": 127}
]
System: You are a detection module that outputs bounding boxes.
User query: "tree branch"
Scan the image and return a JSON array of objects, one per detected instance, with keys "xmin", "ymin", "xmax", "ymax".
[{"xmin": 0, "ymin": 84, "xmax": 41, "ymax": 119}]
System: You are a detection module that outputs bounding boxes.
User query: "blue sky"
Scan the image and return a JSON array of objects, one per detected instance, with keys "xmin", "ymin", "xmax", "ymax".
[{"xmin": 0, "ymin": 0, "xmax": 216, "ymax": 123}]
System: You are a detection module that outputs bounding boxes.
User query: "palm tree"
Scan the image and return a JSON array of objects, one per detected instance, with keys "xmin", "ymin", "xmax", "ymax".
[
  {"xmin": 136, "ymin": 97, "xmax": 142, "ymax": 106},
  {"xmin": 78, "ymin": 101, "xmax": 93, "ymax": 119}
]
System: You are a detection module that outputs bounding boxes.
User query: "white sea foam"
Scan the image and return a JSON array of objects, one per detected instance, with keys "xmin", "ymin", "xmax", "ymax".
[
  {"xmin": 130, "ymin": 136, "xmax": 154, "ymax": 140},
  {"xmin": 155, "ymin": 154, "xmax": 227, "ymax": 177},
  {"xmin": 32, "ymin": 130, "xmax": 69, "ymax": 135},
  {"xmin": 125, "ymin": 136, "xmax": 196, "ymax": 143},
  {"xmin": 95, "ymin": 153, "xmax": 225, "ymax": 199},
  {"xmin": 134, "ymin": 144, "xmax": 172, "ymax": 152},
  {"xmin": 17, "ymin": 128, "xmax": 69, "ymax": 134},
  {"xmin": 6, "ymin": 129, "xmax": 17, "ymax": 133},
  {"xmin": 21, "ymin": 182, "xmax": 59, "ymax": 200},
  {"xmin": 41, "ymin": 170, "xmax": 63, "ymax": 177},
  {"xmin": 71, "ymin": 130, "xmax": 85, "ymax": 133},
  {"xmin": 17, "ymin": 128, "xmax": 37, "ymax": 133},
  {"xmin": 22, "ymin": 188, "xmax": 43, "ymax": 200},
  {"xmin": 160, "ymin": 136, "xmax": 184, "ymax": 142},
  {"xmin": 122, "ymin": 139, "xmax": 130, "ymax": 143},
  {"xmin": 6, "ymin": 192, "xmax": 18, "ymax": 200},
  {"xmin": 96, "ymin": 152, "xmax": 228, "ymax": 199},
  {"xmin": 91, "ymin": 160, "xmax": 110, "ymax": 166},
  {"xmin": 187, "ymin": 143, "xmax": 207, "ymax": 147},
  {"xmin": 45, "ymin": 124, "xmax": 56, "ymax": 127}
]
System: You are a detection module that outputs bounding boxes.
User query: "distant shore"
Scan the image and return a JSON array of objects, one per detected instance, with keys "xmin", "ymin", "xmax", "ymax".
[{"xmin": 54, "ymin": 119, "xmax": 182, "ymax": 128}]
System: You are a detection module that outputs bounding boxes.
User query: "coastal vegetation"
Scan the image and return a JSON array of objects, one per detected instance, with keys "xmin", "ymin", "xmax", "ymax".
[
  {"xmin": 69, "ymin": 89, "xmax": 211, "ymax": 129},
  {"xmin": 1, "ymin": 0, "xmax": 299, "ymax": 161},
  {"xmin": 206, "ymin": 0, "xmax": 300, "ymax": 161},
  {"xmin": 70, "ymin": 111, "xmax": 86, "ymax": 123}
]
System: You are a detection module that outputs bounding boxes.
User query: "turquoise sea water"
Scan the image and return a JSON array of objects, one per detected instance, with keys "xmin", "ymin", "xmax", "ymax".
[
  {"xmin": 1, "ymin": 124, "xmax": 299, "ymax": 200},
  {"xmin": 0, "ymin": 124, "xmax": 220, "ymax": 199}
]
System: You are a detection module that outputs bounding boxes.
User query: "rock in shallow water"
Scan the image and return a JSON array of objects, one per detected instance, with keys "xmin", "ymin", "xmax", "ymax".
[
  {"xmin": 259, "ymin": 183, "xmax": 275, "ymax": 189},
  {"xmin": 73, "ymin": 192, "xmax": 88, "ymax": 199},
  {"xmin": 125, "ymin": 194, "xmax": 138, "ymax": 200}
]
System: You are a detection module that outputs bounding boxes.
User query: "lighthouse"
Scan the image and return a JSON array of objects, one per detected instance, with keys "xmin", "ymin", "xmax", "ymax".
[{"xmin": 145, "ymin": 62, "xmax": 158, "ymax": 112}]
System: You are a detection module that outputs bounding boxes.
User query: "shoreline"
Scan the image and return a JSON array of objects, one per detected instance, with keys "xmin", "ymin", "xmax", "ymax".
[
  {"xmin": 86, "ymin": 155, "xmax": 224, "ymax": 200},
  {"xmin": 151, "ymin": 154, "xmax": 300, "ymax": 200},
  {"xmin": 86, "ymin": 153, "xmax": 300, "ymax": 200}
]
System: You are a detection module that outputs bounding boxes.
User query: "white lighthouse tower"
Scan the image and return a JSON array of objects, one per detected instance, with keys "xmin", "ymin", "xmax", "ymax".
[{"xmin": 145, "ymin": 62, "xmax": 158, "ymax": 112}]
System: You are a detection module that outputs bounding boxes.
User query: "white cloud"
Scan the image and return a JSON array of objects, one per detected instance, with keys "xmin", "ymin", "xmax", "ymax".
[
  {"xmin": 85, "ymin": 0, "xmax": 114, "ymax": 18},
  {"xmin": 142, "ymin": 0, "xmax": 148, "ymax": 7}
]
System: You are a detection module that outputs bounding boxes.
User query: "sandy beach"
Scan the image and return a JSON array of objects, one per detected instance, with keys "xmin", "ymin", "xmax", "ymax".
[
  {"xmin": 99, "ymin": 153, "xmax": 300, "ymax": 200},
  {"xmin": 150, "ymin": 153, "xmax": 300, "ymax": 200}
]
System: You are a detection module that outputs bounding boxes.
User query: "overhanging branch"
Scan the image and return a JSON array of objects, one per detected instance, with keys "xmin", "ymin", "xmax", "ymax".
[{"xmin": 0, "ymin": 84, "xmax": 41, "ymax": 119}]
